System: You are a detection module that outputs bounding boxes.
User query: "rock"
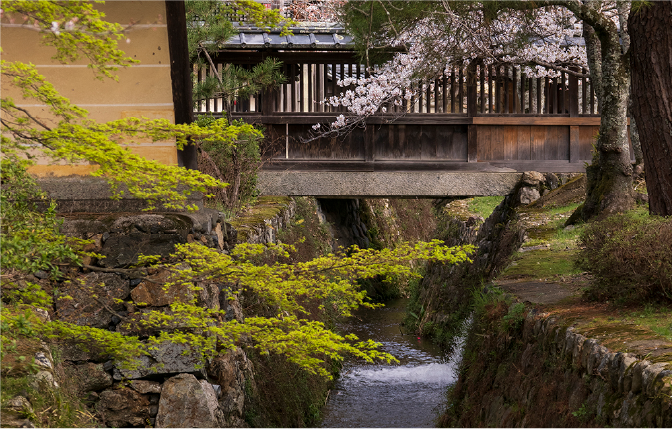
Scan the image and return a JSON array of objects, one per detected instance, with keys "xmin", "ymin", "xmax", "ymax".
[
  {"xmin": 6, "ymin": 396, "xmax": 33, "ymax": 415},
  {"xmin": 544, "ymin": 172, "xmax": 559, "ymax": 190},
  {"xmin": 155, "ymin": 374, "xmax": 223, "ymax": 428},
  {"xmin": 100, "ymin": 233, "xmax": 186, "ymax": 268},
  {"xmin": 1, "ymin": 412, "xmax": 35, "ymax": 428},
  {"xmin": 55, "ymin": 272, "xmax": 129, "ymax": 328},
  {"xmin": 109, "ymin": 214, "xmax": 190, "ymax": 235},
  {"xmin": 30, "ymin": 307, "xmax": 50, "ymax": 323},
  {"xmin": 113, "ymin": 341, "xmax": 205, "ymax": 380},
  {"xmin": 33, "ymin": 270, "xmax": 49, "ymax": 280},
  {"xmin": 56, "ymin": 340, "xmax": 108, "ymax": 362},
  {"xmin": 517, "ymin": 187, "xmax": 541, "ymax": 205},
  {"xmin": 96, "ymin": 387, "xmax": 150, "ymax": 428},
  {"xmin": 196, "ymin": 282, "xmax": 220, "ymax": 311},
  {"xmin": 63, "ymin": 362, "xmax": 113, "ymax": 393},
  {"xmin": 30, "ymin": 371, "xmax": 57, "ymax": 390},
  {"xmin": 521, "ymin": 171, "xmax": 545, "ymax": 186},
  {"xmin": 130, "ymin": 267, "xmax": 192, "ymax": 307},
  {"xmin": 129, "ymin": 380, "xmax": 162, "ymax": 394},
  {"xmin": 33, "ymin": 352, "xmax": 53, "ymax": 371},
  {"xmin": 208, "ymin": 347, "xmax": 255, "ymax": 419},
  {"xmin": 219, "ymin": 291, "xmax": 244, "ymax": 323}
]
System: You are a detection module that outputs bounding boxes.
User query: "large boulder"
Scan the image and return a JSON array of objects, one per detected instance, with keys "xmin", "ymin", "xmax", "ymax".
[
  {"xmin": 155, "ymin": 374, "xmax": 223, "ymax": 428},
  {"xmin": 99, "ymin": 233, "xmax": 186, "ymax": 268},
  {"xmin": 113, "ymin": 342, "xmax": 205, "ymax": 380},
  {"xmin": 55, "ymin": 272, "xmax": 129, "ymax": 328},
  {"xmin": 208, "ymin": 347, "xmax": 255, "ymax": 421},
  {"xmin": 517, "ymin": 187, "xmax": 541, "ymax": 205},
  {"xmin": 96, "ymin": 387, "xmax": 150, "ymax": 428}
]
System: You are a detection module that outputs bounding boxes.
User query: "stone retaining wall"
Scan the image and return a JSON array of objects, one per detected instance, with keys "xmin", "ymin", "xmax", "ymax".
[
  {"xmin": 7, "ymin": 199, "xmax": 302, "ymax": 428},
  {"xmin": 445, "ymin": 308, "xmax": 672, "ymax": 427},
  {"xmin": 524, "ymin": 313, "xmax": 672, "ymax": 427}
]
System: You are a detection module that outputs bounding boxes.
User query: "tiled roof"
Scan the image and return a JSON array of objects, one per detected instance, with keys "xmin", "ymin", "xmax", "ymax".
[{"xmin": 222, "ymin": 25, "xmax": 354, "ymax": 50}]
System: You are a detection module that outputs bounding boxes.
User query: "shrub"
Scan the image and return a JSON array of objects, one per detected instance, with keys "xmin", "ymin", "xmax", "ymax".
[
  {"xmin": 195, "ymin": 115, "xmax": 262, "ymax": 212},
  {"xmin": 577, "ymin": 212, "xmax": 672, "ymax": 303}
]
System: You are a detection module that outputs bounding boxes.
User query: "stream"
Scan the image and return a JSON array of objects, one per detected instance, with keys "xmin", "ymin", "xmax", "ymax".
[{"xmin": 320, "ymin": 298, "xmax": 462, "ymax": 428}]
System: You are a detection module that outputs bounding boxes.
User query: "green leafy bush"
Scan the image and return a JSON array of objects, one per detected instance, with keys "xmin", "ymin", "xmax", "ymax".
[
  {"xmin": 195, "ymin": 115, "xmax": 262, "ymax": 211},
  {"xmin": 577, "ymin": 212, "xmax": 672, "ymax": 303}
]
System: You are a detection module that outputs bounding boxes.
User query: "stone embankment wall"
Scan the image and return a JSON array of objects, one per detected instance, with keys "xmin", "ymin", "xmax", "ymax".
[
  {"xmin": 6, "ymin": 199, "xmax": 299, "ymax": 428},
  {"xmin": 443, "ymin": 309, "xmax": 672, "ymax": 427}
]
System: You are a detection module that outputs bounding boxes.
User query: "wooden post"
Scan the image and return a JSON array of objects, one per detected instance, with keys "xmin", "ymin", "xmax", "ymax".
[
  {"xmin": 466, "ymin": 63, "xmax": 478, "ymax": 117},
  {"xmin": 467, "ymin": 63, "xmax": 478, "ymax": 162},
  {"xmin": 166, "ymin": 0, "xmax": 197, "ymax": 169},
  {"xmin": 569, "ymin": 69, "xmax": 579, "ymax": 117}
]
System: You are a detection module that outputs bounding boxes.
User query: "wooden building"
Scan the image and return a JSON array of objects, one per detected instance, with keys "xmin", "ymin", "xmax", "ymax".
[
  {"xmin": 1, "ymin": 1, "xmax": 193, "ymax": 177},
  {"xmin": 198, "ymin": 26, "xmax": 629, "ymax": 176}
]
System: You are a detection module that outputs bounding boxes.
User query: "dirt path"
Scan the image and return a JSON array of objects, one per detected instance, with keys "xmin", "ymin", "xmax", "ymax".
[{"xmin": 495, "ymin": 279, "xmax": 578, "ymax": 304}]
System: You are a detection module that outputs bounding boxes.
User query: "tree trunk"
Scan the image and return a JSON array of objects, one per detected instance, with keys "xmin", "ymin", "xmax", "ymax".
[
  {"xmin": 227, "ymin": 147, "xmax": 242, "ymax": 210},
  {"xmin": 582, "ymin": 24, "xmax": 603, "ymax": 112},
  {"xmin": 629, "ymin": 0, "xmax": 672, "ymax": 216},
  {"xmin": 580, "ymin": 17, "xmax": 635, "ymax": 220}
]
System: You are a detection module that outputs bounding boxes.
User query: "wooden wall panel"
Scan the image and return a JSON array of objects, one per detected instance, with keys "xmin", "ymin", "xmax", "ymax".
[
  {"xmin": 577, "ymin": 126, "xmax": 614, "ymax": 161},
  {"xmin": 491, "ymin": 126, "xmax": 505, "ymax": 160},
  {"xmin": 477, "ymin": 126, "xmax": 492, "ymax": 160},
  {"xmin": 437, "ymin": 126, "xmax": 468, "ymax": 160},
  {"xmin": 556, "ymin": 126, "xmax": 570, "ymax": 160},
  {"xmin": 287, "ymin": 125, "xmax": 364, "ymax": 159},
  {"xmin": 503, "ymin": 126, "xmax": 517, "ymax": 160},
  {"xmin": 421, "ymin": 125, "xmax": 437, "ymax": 159},
  {"xmin": 517, "ymin": 126, "xmax": 532, "ymax": 160},
  {"xmin": 531, "ymin": 126, "xmax": 546, "ymax": 160}
]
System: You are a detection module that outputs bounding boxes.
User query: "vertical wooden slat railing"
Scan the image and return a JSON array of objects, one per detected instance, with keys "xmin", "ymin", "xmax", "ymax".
[{"xmin": 194, "ymin": 56, "xmax": 599, "ymax": 118}]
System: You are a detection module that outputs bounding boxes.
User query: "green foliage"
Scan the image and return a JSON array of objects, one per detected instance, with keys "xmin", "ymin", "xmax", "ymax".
[
  {"xmin": 501, "ymin": 302, "xmax": 526, "ymax": 332},
  {"xmin": 471, "ymin": 284, "xmax": 510, "ymax": 317},
  {"xmin": 0, "ymin": 161, "xmax": 90, "ymax": 276},
  {"xmin": 243, "ymin": 349, "xmax": 333, "ymax": 428},
  {"xmin": 195, "ymin": 115, "xmax": 262, "ymax": 210},
  {"xmin": 186, "ymin": 0, "xmax": 294, "ymax": 61},
  {"xmin": 577, "ymin": 210, "xmax": 672, "ymax": 303},
  {"xmin": 2, "ymin": 1, "xmax": 137, "ymax": 80},
  {"xmin": 275, "ymin": 197, "xmax": 333, "ymax": 260},
  {"xmin": 123, "ymin": 240, "xmax": 471, "ymax": 378},
  {"xmin": 192, "ymin": 57, "xmax": 286, "ymax": 119},
  {"xmin": 0, "ymin": 372, "xmax": 100, "ymax": 427}
]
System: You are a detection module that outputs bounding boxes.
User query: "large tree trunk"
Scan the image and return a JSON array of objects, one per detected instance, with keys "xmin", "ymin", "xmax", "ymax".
[
  {"xmin": 581, "ymin": 19, "xmax": 635, "ymax": 220},
  {"xmin": 629, "ymin": 0, "xmax": 672, "ymax": 216}
]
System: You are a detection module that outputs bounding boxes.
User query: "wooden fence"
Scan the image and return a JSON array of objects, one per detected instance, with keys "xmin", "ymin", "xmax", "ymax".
[{"xmin": 195, "ymin": 52, "xmax": 599, "ymax": 117}]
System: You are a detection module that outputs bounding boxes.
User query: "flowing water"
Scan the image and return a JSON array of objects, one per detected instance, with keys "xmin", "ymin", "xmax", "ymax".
[{"xmin": 320, "ymin": 298, "xmax": 462, "ymax": 428}]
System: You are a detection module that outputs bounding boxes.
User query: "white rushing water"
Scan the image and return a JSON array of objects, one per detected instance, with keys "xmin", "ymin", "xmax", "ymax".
[{"xmin": 320, "ymin": 299, "xmax": 464, "ymax": 428}]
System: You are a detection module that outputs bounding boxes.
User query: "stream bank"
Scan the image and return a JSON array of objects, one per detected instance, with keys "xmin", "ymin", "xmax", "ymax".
[{"xmin": 404, "ymin": 173, "xmax": 672, "ymax": 427}]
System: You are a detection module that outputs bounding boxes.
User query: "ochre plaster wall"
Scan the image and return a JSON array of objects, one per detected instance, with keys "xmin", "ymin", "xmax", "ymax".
[{"xmin": 1, "ymin": 1, "xmax": 177, "ymax": 177}]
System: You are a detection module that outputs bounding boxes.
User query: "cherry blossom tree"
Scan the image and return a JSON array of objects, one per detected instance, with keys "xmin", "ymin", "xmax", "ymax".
[
  {"xmin": 283, "ymin": 0, "xmax": 345, "ymax": 22},
  {"xmin": 317, "ymin": 1, "xmax": 636, "ymax": 221}
]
